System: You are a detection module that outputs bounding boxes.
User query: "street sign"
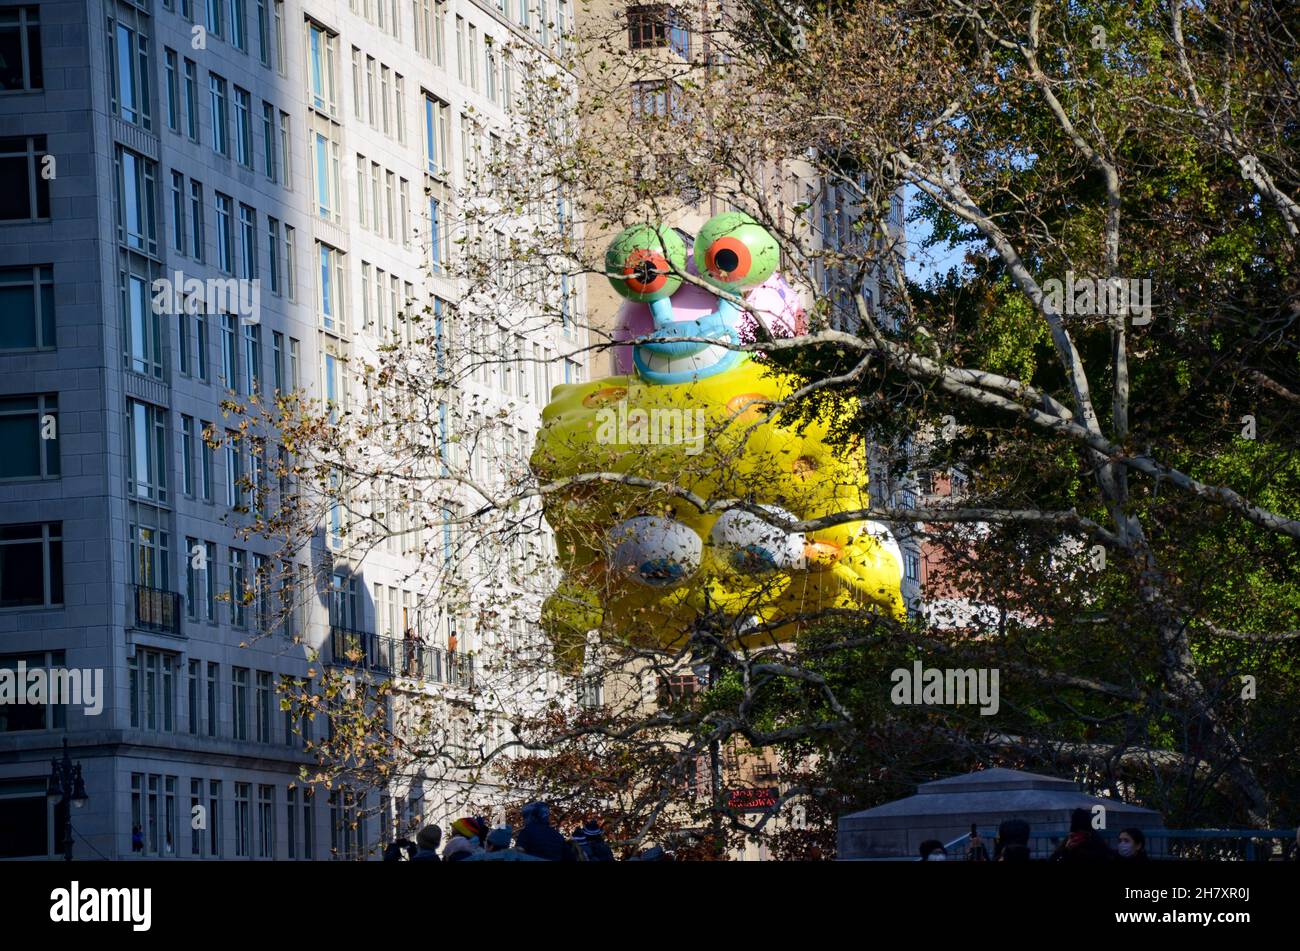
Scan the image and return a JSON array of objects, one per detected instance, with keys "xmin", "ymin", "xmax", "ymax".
[{"xmin": 727, "ymin": 786, "xmax": 780, "ymax": 814}]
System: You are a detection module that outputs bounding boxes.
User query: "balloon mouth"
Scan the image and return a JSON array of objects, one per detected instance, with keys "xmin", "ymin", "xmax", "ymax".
[{"xmin": 633, "ymin": 294, "xmax": 743, "ymax": 383}]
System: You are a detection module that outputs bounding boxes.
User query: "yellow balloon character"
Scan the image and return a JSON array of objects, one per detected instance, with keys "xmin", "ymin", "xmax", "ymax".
[{"xmin": 531, "ymin": 216, "xmax": 904, "ymax": 665}]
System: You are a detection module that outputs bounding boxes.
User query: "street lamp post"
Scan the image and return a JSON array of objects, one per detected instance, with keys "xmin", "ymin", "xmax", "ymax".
[{"xmin": 46, "ymin": 737, "xmax": 89, "ymax": 861}]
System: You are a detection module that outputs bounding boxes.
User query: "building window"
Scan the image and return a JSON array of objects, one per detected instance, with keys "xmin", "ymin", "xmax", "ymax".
[
  {"xmin": 238, "ymin": 202, "xmax": 257, "ymax": 280},
  {"xmin": 284, "ymin": 225, "xmax": 296, "ymax": 300},
  {"xmin": 122, "ymin": 268, "xmax": 161, "ymax": 377},
  {"xmin": 257, "ymin": 784, "xmax": 275, "ymax": 857},
  {"xmin": 209, "ymin": 73, "xmax": 229, "ymax": 156},
  {"xmin": 234, "ymin": 85, "xmax": 253, "ymax": 167},
  {"xmin": 423, "ymin": 93, "xmax": 449, "ymax": 176},
  {"xmin": 261, "ymin": 101, "xmax": 277, "ymax": 179},
  {"xmin": 242, "ymin": 321, "xmax": 261, "ymax": 394},
  {"xmin": 0, "ymin": 7, "xmax": 42, "ymax": 92},
  {"xmin": 904, "ymin": 552, "xmax": 920, "ymax": 581},
  {"xmin": 0, "ymin": 394, "xmax": 59, "ymax": 481},
  {"xmin": 0, "ymin": 135, "xmax": 49, "ymax": 221},
  {"xmin": 225, "ymin": 430, "xmax": 245, "ymax": 509},
  {"xmin": 306, "ymin": 19, "xmax": 338, "ymax": 114},
  {"xmin": 127, "ymin": 400, "xmax": 168, "ymax": 502},
  {"xmin": 199, "ymin": 422, "xmax": 215, "ymax": 501},
  {"xmin": 271, "ymin": 331, "xmax": 285, "ymax": 391},
  {"xmin": 129, "ymin": 648, "xmax": 176, "ymax": 732},
  {"xmin": 627, "ymin": 4, "xmax": 688, "ymax": 56},
  {"xmin": 267, "ymin": 217, "xmax": 281, "ymax": 294},
  {"xmin": 208, "ymin": 779, "xmax": 222, "ymax": 855},
  {"xmin": 279, "ymin": 111, "xmax": 292, "ymax": 185},
  {"xmin": 0, "ymin": 651, "xmax": 66, "ymax": 732},
  {"xmin": 189, "ymin": 779, "xmax": 203, "ymax": 855},
  {"xmin": 163, "ymin": 49, "xmax": 180, "ymax": 131},
  {"xmin": 0, "ymin": 265, "xmax": 54, "ymax": 351},
  {"xmin": 630, "ymin": 80, "xmax": 684, "ymax": 120},
  {"xmin": 115, "ymin": 147, "xmax": 158, "ymax": 255},
  {"xmin": 256, "ymin": 0, "xmax": 270, "ymax": 64},
  {"xmin": 429, "ymin": 197, "xmax": 445, "ymax": 272},
  {"xmin": 207, "ymin": 0, "xmax": 225, "ymax": 38},
  {"xmin": 0, "ymin": 521, "xmax": 62, "ymax": 608},
  {"xmin": 169, "ymin": 171, "xmax": 185, "ymax": 255},
  {"xmin": 234, "ymin": 782, "xmax": 251, "ymax": 857},
  {"xmin": 286, "ymin": 786, "xmax": 298, "ymax": 857},
  {"xmin": 394, "ymin": 73, "xmax": 405, "ymax": 143},
  {"xmin": 220, "ymin": 312, "xmax": 239, "ymax": 390},
  {"xmin": 215, "ymin": 193, "xmax": 234, "ymax": 273},
  {"xmin": 108, "ymin": 14, "xmax": 151, "ymax": 129},
  {"xmin": 317, "ymin": 242, "xmax": 345, "ymax": 332},
  {"xmin": 130, "ymin": 774, "xmax": 178, "ymax": 857},
  {"xmin": 181, "ymin": 416, "xmax": 196, "ymax": 495},
  {"xmin": 231, "ymin": 0, "xmax": 248, "ymax": 51},
  {"xmin": 183, "ymin": 58, "xmax": 199, "ymax": 141},
  {"xmin": 311, "ymin": 120, "xmax": 341, "ymax": 221},
  {"xmin": 188, "ymin": 180, "xmax": 205, "ymax": 260},
  {"xmin": 206, "ymin": 663, "xmax": 219, "ymax": 738},
  {"xmin": 231, "ymin": 666, "xmax": 249, "ymax": 740},
  {"xmin": 255, "ymin": 670, "xmax": 272, "ymax": 743},
  {"xmin": 322, "ymin": 351, "xmax": 344, "ymax": 424},
  {"xmin": 186, "ymin": 537, "xmax": 217, "ymax": 621}
]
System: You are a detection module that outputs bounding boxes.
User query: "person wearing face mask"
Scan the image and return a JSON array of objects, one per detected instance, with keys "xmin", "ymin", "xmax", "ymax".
[
  {"xmin": 919, "ymin": 840, "xmax": 948, "ymax": 861},
  {"xmin": 1117, "ymin": 828, "xmax": 1149, "ymax": 861}
]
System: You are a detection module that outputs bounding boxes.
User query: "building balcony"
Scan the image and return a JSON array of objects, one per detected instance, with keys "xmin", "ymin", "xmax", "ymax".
[
  {"xmin": 328, "ymin": 627, "xmax": 474, "ymax": 689},
  {"xmin": 133, "ymin": 585, "xmax": 182, "ymax": 634}
]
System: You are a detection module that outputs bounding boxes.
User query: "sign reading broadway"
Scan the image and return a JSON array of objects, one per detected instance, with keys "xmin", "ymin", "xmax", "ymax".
[{"xmin": 727, "ymin": 787, "xmax": 780, "ymax": 814}]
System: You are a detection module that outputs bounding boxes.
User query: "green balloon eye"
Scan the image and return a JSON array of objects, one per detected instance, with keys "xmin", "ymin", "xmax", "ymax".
[
  {"xmin": 694, "ymin": 213, "xmax": 779, "ymax": 293},
  {"xmin": 605, "ymin": 224, "xmax": 686, "ymax": 302}
]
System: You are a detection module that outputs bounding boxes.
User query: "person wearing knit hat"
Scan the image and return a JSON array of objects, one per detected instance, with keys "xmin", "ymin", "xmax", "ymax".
[
  {"xmin": 411, "ymin": 824, "xmax": 442, "ymax": 862},
  {"xmin": 450, "ymin": 816, "xmax": 488, "ymax": 845},
  {"xmin": 579, "ymin": 820, "xmax": 615, "ymax": 862}
]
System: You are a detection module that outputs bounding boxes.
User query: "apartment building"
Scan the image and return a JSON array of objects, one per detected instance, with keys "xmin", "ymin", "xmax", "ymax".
[{"xmin": 0, "ymin": 0, "xmax": 584, "ymax": 860}]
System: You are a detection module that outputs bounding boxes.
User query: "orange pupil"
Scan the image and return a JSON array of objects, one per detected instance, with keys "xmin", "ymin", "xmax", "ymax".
[
  {"xmin": 623, "ymin": 250, "xmax": 669, "ymax": 294},
  {"xmin": 706, "ymin": 237, "xmax": 751, "ymax": 280}
]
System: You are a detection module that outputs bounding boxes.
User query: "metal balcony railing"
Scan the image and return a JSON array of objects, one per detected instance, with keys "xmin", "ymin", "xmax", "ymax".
[
  {"xmin": 134, "ymin": 585, "xmax": 182, "ymax": 634},
  {"xmin": 328, "ymin": 628, "xmax": 474, "ymax": 689}
]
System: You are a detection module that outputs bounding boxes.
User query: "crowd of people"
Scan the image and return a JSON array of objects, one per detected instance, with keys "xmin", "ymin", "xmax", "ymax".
[
  {"xmin": 382, "ymin": 801, "xmax": 657, "ymax": 862},
  {"xmin": 918, "ymin": 809, "xmax": 1151, "ymax": 862}
]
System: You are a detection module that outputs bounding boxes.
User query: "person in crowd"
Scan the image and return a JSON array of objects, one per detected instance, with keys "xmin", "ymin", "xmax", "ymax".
[
  {"xmin": 1117, "ymin": 828, "xmax": 1150, "ymax": 862},
  {"xmin": 466, "ymin": 825, "xmax": 545, "ymax": 861},
  {"xmin": 568, "ymin": 826, "xmax": 591, "ymax": 861},
  {"xmin": 1049, "ymin": 808, "xmax": 1115, "ymax": 862},
  {"xmin": 995, "ymin": 819, "xmax": 1032, "ymax": 862},
  {"xmin": 444, "ymin": 816, "xmax": 488, "ymax": 861},
  {"xmin": 516, "ymin": 801, "xmax": 574, "ymax": 861},
  {"xmin": 383, "ymin": 837, "xmax": 417, "ymax": 861},
  {"xmin": 966, "ymin": 823, "xmax": 990, "ymax": 861},
  {"xmin": 579, "ymin": 820, "xmax": 616, "ymax": 862},
  {"xmin": 919, "ymin": 839, "xmax": 947, "ymax": 861},
  {"xmin": 411, "ymin": 824, "xmax": 442, "ymax": 862}
]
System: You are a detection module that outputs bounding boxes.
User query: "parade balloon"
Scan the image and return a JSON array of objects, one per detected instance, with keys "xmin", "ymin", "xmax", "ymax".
[{"xmin": 531, "ymin": 214, "xmax": 904, "ymax": 665}]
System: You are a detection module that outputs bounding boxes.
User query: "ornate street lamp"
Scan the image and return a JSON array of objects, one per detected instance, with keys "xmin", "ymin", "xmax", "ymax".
[{"xmin": 47, "ymin": 738, "xmax": 89, "ymax": 861}]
